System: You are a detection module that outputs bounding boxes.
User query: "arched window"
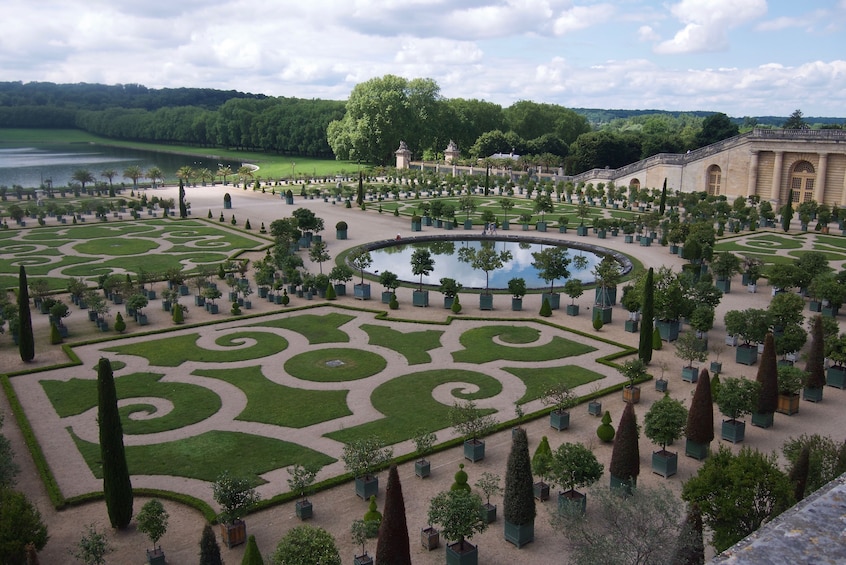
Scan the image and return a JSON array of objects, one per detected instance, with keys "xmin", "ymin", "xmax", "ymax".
[
  {"xmin": 629, "ymin": 179, "xmax": 640, "ymax": 190},
  {"xmin": 789, "ymin": 161, "xmax": 815, "ymax": 203},
  {"xmin": 707, "ymin": 165, "xmax": 721, "ymax": 196}
]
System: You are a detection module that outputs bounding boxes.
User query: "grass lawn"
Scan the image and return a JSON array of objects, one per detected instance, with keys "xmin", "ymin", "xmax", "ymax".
[
  {"xmin": 361, "ymin": 324, "xmax": 444, "ymax": 365},
  {"xmin": 504, "ymin": 365, "xmax": 606, "ymax": 404},
  {"xmin": 72, "ymin": 429, "xmax": 335, "ymax": 485},
  {"xmin": 283, "ymin": 348, "xmax": 387, "ymax": 382},
  {"xmin": 195, "ymin": 365, "xmax": 351, "ymax": 428},
  {"xmin": 452, "ymin": 326, "xmax": 595, "ymax": 363},
  {"xmin": 41, "ymin": 372, "xmax": 221, "ymax": 435},
  {"xmin": 325, "ymin": 369, "xmax": 501, "ymax": 445},
  {"xmin": 104, "ymin": 331, "xmax": 289, "ymax": 367},
  {"xmin": 252, "ymin": 312, "xmax": 354, "ymax": 343}
]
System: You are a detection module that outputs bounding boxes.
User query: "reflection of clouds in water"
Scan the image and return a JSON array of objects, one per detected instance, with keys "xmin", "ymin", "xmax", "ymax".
[{"xmin": 369, "ymin": 240, "xmax": 602, "ymax": 289}]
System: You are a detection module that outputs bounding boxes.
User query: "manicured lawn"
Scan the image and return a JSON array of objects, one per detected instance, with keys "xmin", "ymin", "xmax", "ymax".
[
  {"xmin": 253, "ymin": 312, "xmax": 354, "ymax": 343},
  {"xmin": 453, "ymin": 326, "xmax": 595, "ymax": 363},
  {"xmin": 284, "ymin": 348, "xmax": 387, "ymax": 382},
  {"xmin": 361, "ymin": 323, "xmax": 444, "ymax": 365},
  {"xmin": 72, "ymin": 430, "xmax": 335, "ymax": 485},
  {"xmin": 195, "ymin": 365, "xmax": 351, "ymax": 428},
  {"xmin": 504, "ymin": 365, "xmax": 606, "ymax": 404},
  {"xmin": 41, "ymin": 372, "xmax": 221, "ymax": 435},
  {"xmin": 104, "ymin": 331, "xmax": 289, "ymax": 367},
  {"xmin": 325, "ymin": 369, "xmax": 502, "ymax": 445}
]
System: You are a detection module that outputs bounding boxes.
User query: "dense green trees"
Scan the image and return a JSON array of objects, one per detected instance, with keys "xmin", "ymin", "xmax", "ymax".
[
  {"xmin": 0, "ymin": 488, "xmax": 49, "ymax": 565},
  {"xmin": 694, "ymin": 113, "xmax": 739, "ymax": 147}
]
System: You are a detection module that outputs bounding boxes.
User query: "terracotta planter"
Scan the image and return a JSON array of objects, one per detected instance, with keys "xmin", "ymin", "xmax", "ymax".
[
  {"xmin": 776, "ymin": 393, "xmax": 800, "ymax": 415},
  {"xmin": 220, "ymin": 520, "xmax": 247, "ymax": 548},
  {"xmin": 623, "ymin": 385, "xmax": 640, "ymax": 404}
]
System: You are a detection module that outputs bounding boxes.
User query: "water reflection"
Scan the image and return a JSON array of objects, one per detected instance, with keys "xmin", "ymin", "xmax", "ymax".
[{"xmin": 367, "ymin": 239, "xmax": 603, "ymax": 289}]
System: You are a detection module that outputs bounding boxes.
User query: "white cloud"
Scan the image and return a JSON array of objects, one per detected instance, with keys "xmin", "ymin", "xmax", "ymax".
[
  {"xmin": 654, "ymin": 0, "xmax": 767, "ymax": 54},
  {"xmin": 552, "ymin": 4, "xmax": 616, "ymax": 35},
  {"xmin": 638, "ymin": 25, "xmax": 660, "ymax": 42}
]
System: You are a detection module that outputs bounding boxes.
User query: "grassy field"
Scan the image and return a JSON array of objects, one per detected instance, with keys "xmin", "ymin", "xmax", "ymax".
[{"xmin": 0, "ymin": 128, "xmax": 359, "ymax": 180}]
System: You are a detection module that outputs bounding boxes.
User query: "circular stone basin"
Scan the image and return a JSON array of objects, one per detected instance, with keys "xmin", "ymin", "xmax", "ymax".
[
  {"xmin": 364, "ymin": 235, "xmax": 629, "ymax": 289},
  {"xmin": 285, "ymin": 348, "xmax": 387, "ymax": 382}
]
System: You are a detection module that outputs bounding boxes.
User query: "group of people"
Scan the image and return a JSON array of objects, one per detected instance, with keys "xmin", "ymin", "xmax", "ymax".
[{"xmin": 481, "ymin": 222, "xmax": 498, "ymax": 235}]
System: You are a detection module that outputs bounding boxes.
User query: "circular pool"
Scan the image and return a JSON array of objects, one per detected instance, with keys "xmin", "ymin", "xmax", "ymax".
[{"xmin": 360, "ymin": 235, "xmax": 631, "ymax": 290}]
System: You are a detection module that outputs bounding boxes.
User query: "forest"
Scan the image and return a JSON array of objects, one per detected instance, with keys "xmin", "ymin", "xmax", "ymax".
[{"xmin": 0, "ymin": 79, "xmax": 842, "ymax": 173}]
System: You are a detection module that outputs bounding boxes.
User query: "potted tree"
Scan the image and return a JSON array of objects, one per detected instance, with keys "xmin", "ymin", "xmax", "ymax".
[
  {"xmin": 413, "ymin": 429, "xmax": 437, "ymax": 478},
  {"xmin": 350, "ymin": 247, "xmax": 372, "ymax": 300},
  {"xmin": 329, "ymin": 264, "xmax": 353, "ymax": 297},
  {"xmin": 531, "ymin": 246, "xmax": 571, "ymax": 310},
  {"xmin": 508, "ymin": 277, "xmax": 526, "ymax": 311},
  {"xmin": 653, "ymin": 267, "xmax": 689, "ymax": 342},
  {"xmin": 715, "ymin": 377, "xmax": 759, "ymax": 443},
  {"xmin": 411, "ymin": 248, "xmax": 435, "ymax": 307},
  {"xmin": 351, "ymin": 519, "xmax": 379, "ymax": 565},
  {"xmin": 618, "ymin": 358, "xmax": 646, "ymax": 404},
  {"xmin": 776, "ymin": 365, "xmax": 805, "ymax": 415},
  {"xmin": 711, "ymin": 251, "xmax": 741, "ymax": 293},
  {"xmin": 541, "ymin": 382, "xmax": 578, "ymax": 431},
  {"xmin": 675, "ymin": 330, "xmax": 708, "ymax": 383},
  {"xmin": 450, "ymin": 400, "xmax": 497, "ymax": 463},
  {"xmin": 644, "ymin": 394, "xmax": 688, "ymax": 478},
  {"xmin": 212, "ymin": 471, "xmax": 260, "ymax": 548},
  {"xmin": 427, "ymin": 489, "xmax": 488, "ymax": 565},
  {"xmin": 685, "ymin": 369, "xmax": 714, "ymax": 460},
  {"xmin": 474, "ymin": 472, "xmax": 502, "ymax": 524},
  {"xmin": 563, "ymin": 279, "xmax": 583, "ymax": 316},
  {"xmin": 136, "ymin": 499, "xmax": 168, "ymax": 565},
  {"xmin": 621, "ymin": 283, "xmax": 641, "ymax": 332},
  {"xmin": 825, "ymin": 332, "xmax": 846, "ymax": 389},
  {"xmin": 287, "ymin": 463, "xmax": 320, "ymax": 520},
  {"xmin": 457, "ymin": 242, "xmax": 512, "ymax": 310},
  {"xmin": 439, "ymin": 277, "xmax": 463, "ymax": 309},
  {"xmin": 342, "ymin": 436, "xmax": 394, "ymax": 499},
  {"xmin": 804, "ymin": 315, "xmax": 826, "ymax": 402},
  {"xmin": 724, "ymin": 308, "xmax": 770, "ymax": 365},
  {"xmin": 549, "ymin": 442, "xmax": 603, "ymax": 516},
  {"xmin": 504, "ymin": 428, "xmax": 536, "ymax": 548},
  {"xmin": 379, "ymin": 271, "xmax": 399, "ymax": 304},
  {"xmin": 531, "ymin": 436, "xmax": 553, "ymax": 501}
]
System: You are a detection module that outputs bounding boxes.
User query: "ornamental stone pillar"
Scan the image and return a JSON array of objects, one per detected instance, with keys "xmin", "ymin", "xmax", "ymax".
[
  {"xmin": 771, "ymin": 151, "xmax": 783, "ymax": 202},
  {"xmin": 815, "ymin": 153, "xmax": 827, "ymax": 203},
  {"xmin": 747, "ymin": 150, "xmax": 759, "ymax": 197},
  {"xmin": 395, "ymin": 141, "xmax": 411, "ymax": 170}
]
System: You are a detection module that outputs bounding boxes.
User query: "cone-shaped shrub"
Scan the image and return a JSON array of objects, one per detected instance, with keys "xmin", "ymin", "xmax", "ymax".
[
  {"xmin": 532, "ymin": 436, "xmax": 553, "ymax": 484},
  {"xmin": 806, "ymin": 315, "xmax": 825, "ymax": 389},
  {"xmin": 245, "ymin": 219, "xmax": 252, "ymax": 230},
  {"xmin": 199, "ymin": 523, "xmax": 223, "ymax": 565},
  {"xmin": 50, "ymin": 322, "xmax": 62, "ymax": 345},
  {"xmin": 756, "ymin": 333, "xmax": 778, "ymax": 415},
  {"xmin": 539, "ymin": 296, "xmax": 551, "ymax": 317},
  {"xmin": 686, "ymin": 369, "xmax": 714, "ymax": 444},
  {"xmin": 451, "ymin": 294, "xmax": 462, "ymax": 314},
  {"xmin": 18, "ymin": 265, "xmax": 34, "ymax": 362},
  {"xmin": 98, "ymin": 357, "xmax": 133, "ymax": 528},
  {"xmin": 241, "ymin": 534, "xmax": 263, "ymax": 565},
  {"xmin": 597, "ymin": 410, "xmax": 615, "ymax": 442},
  {"xmin": 325, "ymin": 283, "xmax": 336, "ymax": 300},
  {"xmin": 593, "ymin": 315, "xmax": 603, "ymax": 331},
  {"xmin": 789, "ymin": 445, "xmax": 810, "ymax": 502},
  {"xmin": 671, "ymin": 503, "xmax": 704, "ymax": 565},
  {"xmin": 375, "ymin": 464, "xmax": 411, "ymax": 565},
  {"xmin": 609, "ymin": 402, "xmax": 639, "ymax": 486},
  {"xmin": 114, "ymin": 312, "xmax": 126, "ymax": 333},
  {"xmin": 504, "ymin": 428, "xmax": 535, "ymax": 525},
  {"xmin": 639, "ymin": 267, "xmax": 654, "ymax": 364},
  {"xmin": 172, "ymin": 303, "xmax": 184, "ymax": 324}
]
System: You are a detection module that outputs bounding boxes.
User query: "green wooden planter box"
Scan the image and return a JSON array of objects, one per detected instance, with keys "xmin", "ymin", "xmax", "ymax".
[
  {"xmin": 681, "ymin": 366, "xmax": 699, "ymax": 383},
  {"xmin": 550, "ymin": 410, "xmax": 570, "ymax": 431},
  {"xmin": 735, "ymin": 344, "xmax": 758, "ymax": 365},
  {"xmin": 624, "ymin": 235, "xmax": 634, "ymax": 243},
  {"xmin": 751, "ymin": 412, "xmax": 774, "ymax": 428},
  {"xmin": 656, "ymin": 319, "xmax": 680, "ymax": 342},
  {"xmin": 295, "ymin": 500, "xmax": 313, "ymax": 520},
  {"xmin": 655, "ymin": 378, "xmax": 668, "ymax": 392},
  {"xmin": 446, "ymin": 541, "xmax": 478, "ymax": 565},
  {"xmin": 146, "ymin": 549, "xmax": 166, "ymax": 565},
  {"xmin": 536, "ymin": 221, "xmax": 547, "ymax": 232},
  {"xmin": 354, "ymin": 475, "xmax": 378, "ymax": 499},
  {"xmin": 533, "ymin": 482, "xmax": 550, "ymax": 501},
  {"xmin": 721, "ymin": 420, "xmax": 745, "ymax": 443},
  {"xmin": 557, "ymin": 490, "xmax": 586, "ymax": 516},
  {"xmin": 542, "ymin": 292, "xmax": 560, "ymax": 310},
  {"xmin": 413, "ymin": 290, "xmax": 429, "ymax": 307},
  {"xmin": 803, "ymin": 386, "xmax": 823, "ymax": 402},
  {"xmin": 588, "ymin": 400, "xmax": 602, "ymax": 416},
  {"xmin": 827, "ymin": 366, "xmax": 846, "ymax": 389},
  {"xmin": 354, "ymin": 284, "xmax": 371, "ymax": 300},
  {"xmin": 464, "ymin": 219, "xmax": 473, "ymax": 230},
  {"xmin": 464, "ymin": 439, "xmax": 485, "ymax": 462},
  {"xmin": 651, "ymin": 451, "xmax": 678, "ymax": 478},
  {"xmin": 576, "ymin": 226, "xmax": 588, "ymax": 236},
  {"xmin": 593, "ymin": 306, "xmax": 612, "ymax": 324},
  {"xmin": 504, "ymin": 519, "xmax": 534, "ymax": 548},
  {"xmin": 716, "ymin": 279, "xmax": 731, "ymax": 293},
  {"xmin": 481, "ymin": 503, "xmax": 497, "ymax": 524},
  {"xmin": 566, "ymin": 304, "xmax": 579, "ymax": 316},
  {"xmin": 685, "ymin": 439, "xmax": 709, "ymax": 460},
  {"xmin": 381, "ymin": 291, "xmax": 393, "ymax": 304},
  {"xmin": 624, "ymin": 319, "xmax": 639, "ymax": 333},
  {"xmin": 415, "ymin": 459, "xmax": 431, "ymax": 478},
  {"xmin": 511, "ymin": 298, "xmax": 522, "ymax": 311},
  {"xmin": 479, "ymin": 293, "xmax": 493, "ymax": 310},
  {"xmin": 710, "ymin": 361, "xmax": 722, "ymax": 374},
  {"xmin": 334, "ymin": 283, "xmax": 347, "ymax": 296}
]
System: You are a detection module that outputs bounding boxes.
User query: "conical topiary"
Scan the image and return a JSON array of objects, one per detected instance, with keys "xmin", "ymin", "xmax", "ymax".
[
  {"xmin": 50, "ymin": 322, "xmax": 62, "ymax": 345},
  {"xmin": 539, "ymin": 296, "xmax": 551, "ymax": 317},
  {"xmin": 755, "ymin": 332, "xmax": 778, "ymax": 416},
  {"xmin": 531, "ymin": 436, "xmax": 553, "ymax": 485},
  {"xmin": 593, "ymin": 315, "xmax": 603, "ymax": 331},
  {"xmin": 685, "ymin": 368, "xmax": 714, "ymax": 445},
  {"xmin": 244, "ymin": 219, "xmax": 252, "ymax": 230},
  {"xmin": 98, "ymin": 357, "xmax": 133, "ymax": 528},
  {"xmin": 325, "ymin": 283, "xmax": 336, "ymax": 300},
  {"xmin": 504, "ymin": 427, "xmax": 536, "ymax": 526},
  {"xmin": 241, "ymin": 534, "xmax": 263, "ymax": 565},
  {"xmin": 671, "ymin": 503, "xmax": 704, "ymax": 565},
  {"xmin": 375, "ymin": 464, "xmax": 411, "ymax": 565},
  {"xmin": 597, "ymin": 410, "xmax": 615, "ymax": 442},
  {"xmin": 114, "ymin": 312, "xmax": 126, "ymax": 333},
  {"xmin": 609, "ymin": 401, "xmax": 639, "ymax": 491},
  {"xmin": 652, "ymin": 326, "xmax": 663, "ymax": 350},
  {"xmin": 639, "ymin": 267, "xmax": 654, "ymax": 364},
  {"xmin": 199, "ymin": 523, "xmax": 223, "ymax": 565},
  {"xmin": 208, "ymin": 209, "xmax": 213, "ymax": 219},
  {"xmin": 451, "ymin": 293, "xmax": 462, "ymax": 314},
  {"xmin": 451, "ymin": 464, "xmax": 471, "ymax": 492},
  {"xmin": 789, "ymin": 445, "xmax": 810, "ymax": 502},
  {"xmin": 806, "ymin": 315, "xmax": 825, "ymax": 390},
  {"xmin": 172, "ymin": 303, "xmax": 184, "ymax": 324}
]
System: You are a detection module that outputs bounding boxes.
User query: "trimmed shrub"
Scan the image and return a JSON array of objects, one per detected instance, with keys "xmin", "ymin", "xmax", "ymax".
[
  {"xmin": 18, "ymin": 265, "xmax": 35, "ymax": 362},
  {"xmin": 686, "ymin": 369, "xmax": 714, "ymax": 444},
  {"xmin": 609, "ymin": 402, "xmax": 639, "ymax": 487},
  {"xmin": 98, "ymin": 357, "xmax": 133, "ymax": 528},
  {"xmin": 50, "ymin": 322, "xmax": 62, "ymax": 345},
  {"xmin": 597, "ymin": 410, "xmax": 615, "ymax": 442},
  {"xmin": 451, "ymin": 294, "xmax": 462, "ymax": 314},
  {"xmin": 114, "ymin": 312, "xmax": 126, "ymax": 333},
  {"xmin": 539, "ymin": 296, "xmax": 551, "ymax": 317},
  {"xmin": 639, "ymin": 267, "xmax": 654, "ymax": 364},
  {"xmin": 199, "ymin": 524, "xmax": 222, "ymax": 565},
  {"xmin": 375, "ymin": 464, "xmax": 411, "ymax": 565},
  {"xmin": 504, "ymin": 428, "xmax": 536, "ymax": 526},
  {"xmin": 756, "ymin": 333, "xmax": 778, "ymax": 415}
]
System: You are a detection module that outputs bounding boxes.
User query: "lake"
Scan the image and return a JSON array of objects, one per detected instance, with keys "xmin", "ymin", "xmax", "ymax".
[{"xmin": 0, "ymin": 143, "xmax": 243, "ymax": 189}]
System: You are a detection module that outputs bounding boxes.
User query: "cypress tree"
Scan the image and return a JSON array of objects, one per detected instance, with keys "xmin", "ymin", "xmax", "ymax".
[
  {"xmin": 789, "ymin": 445, "xmax": 810, "ymax": 502},
  {"xmin": 755, "ymin": 333, "xmax": 778, "ymax": 416},
  {"xmin": 609, "ymin": 401, "xmax": 639, "ymax": 491},
  {"xmin": 241, "ymin": 534, "xmax": 263, "ymax": 565},
  {"xmin": 671, "ymin": 503, "xmax": 705, "ymax": 565},
  {"xmin": 782, "ymin": 190, "xmax": 794, "ymax": 232},
  {"xmin": 114, "ymin": 312, "xmax": 126, "ymax": 333},
  {"xmin": 98, "ymin": 357, "xmax": 133, "ymax": 528},
  {"xmin": 357, "ymin": 172, "xmax": 364, "ymax": 206},
  {"xmin": 178, "ymin": 178, "xmax": 187, "ymax": 218},
  {"xmin": 685, "ymin": 369, "xmax": 714, "ymax": 445},
  {"xmin": 375, "ymin": 464, "xmax": 411, "ymax": 565},
  {"xmin": 199, "ymin": 523, "xmax": 223, "ymax": 565},
  {"xmin": 659, "ymin": 178, "xmax": 668, "ymax": 216},
  {"xmin": 806, "ymin": 315, "xmax": 825, "ymax": 390},
  {"xmin": 638, "ymin": 267, "xmax": 654, "ymax": 364},
  {"xmin": 17, "ymin": 265, "xmax": 35, "ymax": 362},
  {"xmin": 503, "ymin": 428, "xmax": 536, "ymax": 526}
]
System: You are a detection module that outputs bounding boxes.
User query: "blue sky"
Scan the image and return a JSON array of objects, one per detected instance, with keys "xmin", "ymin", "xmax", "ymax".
[{"xmin": 2, "ymin": 0, "xmax": 844, "ymax": 117}]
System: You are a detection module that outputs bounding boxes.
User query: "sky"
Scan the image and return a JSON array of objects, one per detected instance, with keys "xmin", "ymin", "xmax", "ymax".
[{"xmin": 2, "ymin": 0, "xmax": 845, "ymax": 118}]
